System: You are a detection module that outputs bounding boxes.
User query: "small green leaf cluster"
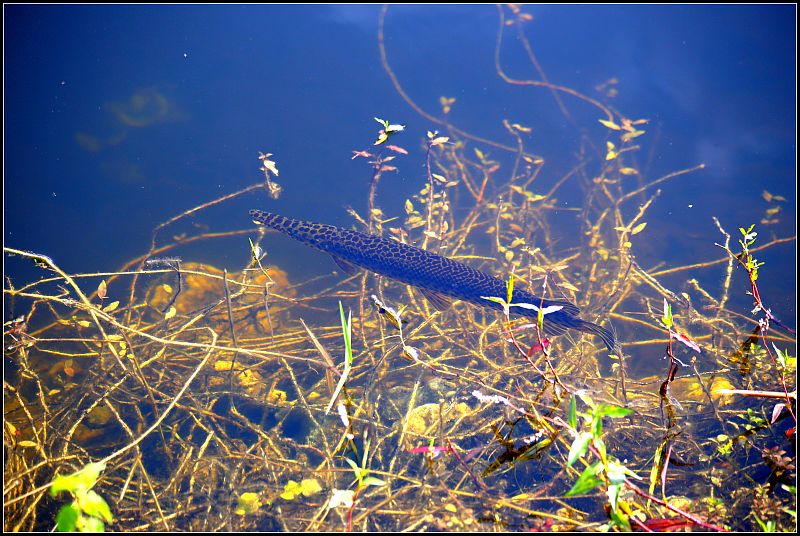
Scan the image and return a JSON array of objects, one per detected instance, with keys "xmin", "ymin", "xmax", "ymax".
[
  {"xmin": 280, "ymin": 478, "xmax": 323, "ymax": 501},
  {"xmin": 482, "ymin": 274, "xmax": 563, "ymax": 330},
  {"xmin": 373, "ymin": 117, "xmax": 405, "ymax": 145},
  {"xmin": 661, "ymin": 298, "xmax": 673, "ymax": 330},
  {"xmin": 50, "ymin": 462, "xmax": 112, "ymax": 532},
  {"xmin": 738, "ymin": 224, "xmax": 765, "ymax": 281},
  {"xmin": 344, "ymin": 440, "xmax": 386, "ymax": 491},
  {"xmin": 234, "ymin": 492, "xmax": 264, "ymax": 515},
  {"xmin": 772, "ymin": 344, "xmax": 796, "ymax": 374},
  {"xmin": 564, "ymin": 394, "xmax": 636, "ymax": 528},
  {"xmin": 753, "ymin": 514, "xmax": 777, "ymax": 532}
]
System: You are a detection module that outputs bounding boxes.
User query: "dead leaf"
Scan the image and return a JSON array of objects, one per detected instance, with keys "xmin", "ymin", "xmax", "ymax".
[
  {"xmin": 599, "ymin": 119, "xmax": 621, "ymax": 130},
  {"xmin": 606, "ymin": 142, "xmax": 618, "ymax": 161},
  {"xmin": 97, "ymin": 280, "xmax": 107, "ymax": 300}
]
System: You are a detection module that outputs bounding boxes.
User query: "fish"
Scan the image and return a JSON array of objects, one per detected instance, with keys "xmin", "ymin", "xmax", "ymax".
[{"xmin": 250, "ymin": 210, "xmax": 618, "ymax": 352}]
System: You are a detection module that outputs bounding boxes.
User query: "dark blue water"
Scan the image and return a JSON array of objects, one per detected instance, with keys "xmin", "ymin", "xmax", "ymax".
[{"xmin": 5, "ymin": 4, "xmax": 796, "ymax": 325}]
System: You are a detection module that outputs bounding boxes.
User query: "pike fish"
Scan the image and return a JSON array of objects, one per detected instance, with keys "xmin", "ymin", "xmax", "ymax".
[{"xmin": 250, "ymin": 210, "xmax": 617, "ymax": 352}]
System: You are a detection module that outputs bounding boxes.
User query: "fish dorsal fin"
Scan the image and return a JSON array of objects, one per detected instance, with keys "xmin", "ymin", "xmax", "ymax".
[
  {"xmin": 329, "ymin": 254, "xmax": 360, "ymax": 276},
  {"xmin": 419, "ymin": 288, "xmax": 452, "ymax": 311}
]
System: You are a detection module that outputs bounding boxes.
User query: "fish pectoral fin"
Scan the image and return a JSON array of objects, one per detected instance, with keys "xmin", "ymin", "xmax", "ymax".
[
  {"xmin": 418, "ymin": 288, "xmax": 452, "ymax": 311},
  {"xmin": 329, "ymin": 254, "xmax": 360, "ymax": 276}
]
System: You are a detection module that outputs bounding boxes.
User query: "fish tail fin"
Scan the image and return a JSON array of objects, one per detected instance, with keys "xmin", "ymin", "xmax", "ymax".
[{"xmin": 572, "ymin": 317, "xmax": 619, "ymax": 354}]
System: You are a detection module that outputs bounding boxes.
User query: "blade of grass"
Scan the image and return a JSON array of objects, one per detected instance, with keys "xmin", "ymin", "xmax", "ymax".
[{"xmin": 326, "ymin": 302, "xmax": 353, "ymax": 414}]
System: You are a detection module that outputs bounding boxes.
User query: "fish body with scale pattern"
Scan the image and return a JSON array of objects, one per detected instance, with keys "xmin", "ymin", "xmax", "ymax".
[{"xmin": 250, "ymin": 210, "xmax": 617, "ymax": 352}]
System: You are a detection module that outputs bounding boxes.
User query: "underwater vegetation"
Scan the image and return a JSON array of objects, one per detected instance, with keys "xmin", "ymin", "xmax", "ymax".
[{"xmin": 4, "ymin": 5, "xmax": 796, "ymax": 532}]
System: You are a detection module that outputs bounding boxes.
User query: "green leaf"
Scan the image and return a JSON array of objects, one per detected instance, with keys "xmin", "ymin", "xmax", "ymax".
[
  {"xmin": 51, "ymin": 462, "xmax": 106, "ymax": 496},
  {"xmin": 754, "ymin": 515, "xmax": 769, "ymax": 531},
  {"xmin": 344, "ymin": 457, "xmax": 359, "ymax": 475},
  {"xmin": 607, "ymin": 482, "xmax": 621, "ymax": 512},
  {"xmin": 299, "ymin": 478, "xmax": 322, "ymax": 497},
  {"xmin": 79, "ymin": 514, "xmax": 104, "ymax": 532},
  {"xmin": 326, "ymin": 302, "xmax": 353, "ymax": 415},
  {"xmin": 576, "ymin": 391, "xmax": 596, "ymax": 410},
  {"xmin": 361, "ymin": 439, "xmax": 371, "ymax": 470},
  {"xmin": 608, "ymin": 506, "xmax": 632, "ymax": 531},
  {"xmin": 607, "ymin": 460, "xmax": 637, "ymax": 485},
  {"xmin": 51, "ymin": 474, "xmax": 80, "ymax": 496},
  {"xmin": 235, "ymin": 492, "xmax": 263, "ymax": 514},
  {"xmin": 595, "ymin": 404, "xmax": 634, "ymax": 419},
  {"xmin": 281, "ymin": 480, "xmax": 302, "ymax": 501},
  {"xmin": 772, "ymin": 343, "xmax": 787, "ymax": 368},
  {"xmin": 481, "ymin": 295, "xmax": 506, "ymax": 306},
  {"xmin": 506, "ymin": 273, "xmax": 515, "ymax": 304},
  {"xmin": 648, "ymin": 442, "xmax": 665, "ymax": 497},
  {"xmin": 361, "ymin": 476, "xmax": 386, "ymax": 488},
  {"xmin": 661, "ymin": 299, "xmax": 673, "ymax": 329},
  {"xmin": 606, "ymin": 461, "xmax": 629, "ymax": 485},
  {"xmin": 374, "ymin": 131, "xmax": 389, "ymax": 145},
  {"xmin": 567, "ymin": 432, "xmax": 592, "ymax": 467},
  {"xmin": 591, "ymin": 415, "xmax": 603, "ymax": 438},
  {"xmin": 568, "ymin": 395, "xmax": 577, "ymax": 429},
  {"xmin": 340, "ymin": 302, "xmax": 352, "ymax": 366},
  {"xmin": 481, "ymin": 295, "xmax": 510, "ymax": 316},
  {"xmin": 595, "ymin": 437, "xmax": 607, "ymax": 466},
  {"xmin": 56, "ymin": 503, "xmax": 80, "ymax": 532},
  {"xmin": 97, "ymin": 280, "xmax": 107, "ymax": 300},
  {"xmin": 78, "ymin": 490, "xmax": 113, "ymax": 523},
  {"xmin": 565, "ymin": 463, "xmax": 602, "ymax": 496}
]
